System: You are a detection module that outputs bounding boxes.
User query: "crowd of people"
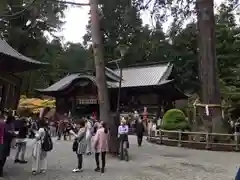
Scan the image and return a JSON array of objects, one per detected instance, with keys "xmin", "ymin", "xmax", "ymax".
[{"xmin": 0, "ymin": 108, "xmax": 147, "ymax": 178}]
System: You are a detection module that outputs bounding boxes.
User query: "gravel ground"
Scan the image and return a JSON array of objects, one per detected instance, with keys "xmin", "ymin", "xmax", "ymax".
[{"xmin": 2, "ymin": 136, "xmax": 240, "ymax": 180}]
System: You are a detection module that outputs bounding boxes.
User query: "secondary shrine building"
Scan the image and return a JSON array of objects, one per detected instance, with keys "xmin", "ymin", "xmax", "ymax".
[
  {"xmin": 37, "ymin": 63, "xmax": 187, "ymax": 117},
  {"xmin": 0, "ymin": 38, "xmax": 45, "ymax": 111}
]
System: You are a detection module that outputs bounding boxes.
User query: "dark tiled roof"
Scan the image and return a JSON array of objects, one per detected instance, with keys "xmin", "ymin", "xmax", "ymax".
[
  {"xmin": 105, "ymin": 67, "xmax": 121, "ymax": 82},
  {"xmin": 113, "ymin": 63, "xmax": 173, "ymax": 88},
  {"xmin": 0, "ymin": 38, "xmax": 45, "ymax": 64},
  {"xmin": 36, "ymin": 74, "xmax": 95, "ymax": 92},
  {"xmin": 37, "ymin": 63, "xmax": 173, "ymax": 93}
]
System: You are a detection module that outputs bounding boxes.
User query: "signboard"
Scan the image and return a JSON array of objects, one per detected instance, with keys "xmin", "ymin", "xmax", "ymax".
[{"xmin": 76, "ymin": 98, "xmax": 98, "ymax": 105}]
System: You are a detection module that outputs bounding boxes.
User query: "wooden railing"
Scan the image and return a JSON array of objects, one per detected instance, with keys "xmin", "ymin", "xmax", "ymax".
[{"xmin": 148, "ymin": 129, "xmax": 240, "ymax": 151}]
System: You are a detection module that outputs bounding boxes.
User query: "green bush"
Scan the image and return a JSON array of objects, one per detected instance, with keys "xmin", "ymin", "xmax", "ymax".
[{"xmin": 161, "ymin": 109, "xmax": 190, "ymax": 131}]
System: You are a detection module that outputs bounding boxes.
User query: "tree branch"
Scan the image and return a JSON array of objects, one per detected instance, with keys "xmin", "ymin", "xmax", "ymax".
[
  {"xmin": 53, "ymin": 0, "xmax": 90, "ymax": 6},
  {"xmin": 143, "ymin": 0, "xmax": 153, "ymax": 9}
]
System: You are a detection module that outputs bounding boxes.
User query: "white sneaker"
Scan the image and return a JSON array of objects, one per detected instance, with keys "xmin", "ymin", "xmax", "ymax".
[
  {"xmin": 72, "ymin": 168, "xmax": 83, "ymax": 173},
  {"xmin": 40, "ymin": 170, "xmax": 46, "ymax": 174}
]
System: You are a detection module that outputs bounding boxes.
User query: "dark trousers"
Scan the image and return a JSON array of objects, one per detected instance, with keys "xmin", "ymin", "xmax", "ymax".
[
  {"xmin": 137, "ymin": 135, "xmax": 143, "ymax": 146},
  {"xmin": 57, "ymin": 132, "xmax": 62, "ymax": 140},
  {"xmin": 63, "ymin": 132, "xmax": 67, "ymax": 140},
  {"xmin": 95, "ymin": 152, "xmax": 106, "ymax": 169},
  {"xmin": 0, "ymin": 156, "xmax": 7, "ymax": 176},
  {"xmin": 77, "ymin": 154, "xmax": 83, "ymax": 169},
  {"xmin": 15, "ymin": 142, "xmax": 26, "ymax": 160}
]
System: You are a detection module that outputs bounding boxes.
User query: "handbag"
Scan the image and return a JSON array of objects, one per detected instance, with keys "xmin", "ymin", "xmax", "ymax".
[{"xmin": 72, "ymin": 140, "xmax": 78, "ymax": 152}]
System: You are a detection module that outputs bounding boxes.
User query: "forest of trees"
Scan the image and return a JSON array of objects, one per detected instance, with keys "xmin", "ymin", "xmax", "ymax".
[{"xmin": 0, "ymin": 0, "xmax": 239, "ymax": 117}]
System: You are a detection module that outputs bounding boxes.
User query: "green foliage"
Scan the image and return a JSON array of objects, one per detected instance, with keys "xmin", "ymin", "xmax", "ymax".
[
  {"xmin": 84, "ymin": 0, "xmax": 143, "ymax": 66},
  {"xmin": 170, "ymin": 22, "xmax": 199, "ymax": 92},
  {"xmin": 0, "ymin": 0, "xmax": 92, "ymax": 96},
  {"xmin": 161, "ymin": 109, "xmax": 190, "ymax": 131},
  {"xmin": 0, "ymin": 0, "xmax": 239, "ymax": 123}
]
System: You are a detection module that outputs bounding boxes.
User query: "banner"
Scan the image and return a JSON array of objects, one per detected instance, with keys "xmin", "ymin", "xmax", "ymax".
[{"xmin": 76, "ymin": 98, "xmax": 97, "ymax": 104}]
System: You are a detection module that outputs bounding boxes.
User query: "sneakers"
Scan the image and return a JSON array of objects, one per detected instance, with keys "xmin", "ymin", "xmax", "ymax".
[
  {"xmin": 72, "ymin": 168, "xmax": 83, "ymax": 173},
  {"xmin": 31, "ymin": 170, "xmax": 46, "ymax": 175},
  {"xmin": 94, "ymin": 167, "xmax": 100, "ymax": 172},
  {"xmin": 40, "ymin": 170, "xmax": 46, "ymax": 174},
  {"xmin": 15, "ymin": 159, "xmax": 28, "ymax": 164},
  {"xmin": 95, "ymin": 167, "xmax": 105, "ymax": 173},
  {"xmin": 19, "ymin": 160, "xmax": 28, "ymax": 164},
  {"xmin": 14, "ymin": 159, "xmax": 20, "ymax": 163}
]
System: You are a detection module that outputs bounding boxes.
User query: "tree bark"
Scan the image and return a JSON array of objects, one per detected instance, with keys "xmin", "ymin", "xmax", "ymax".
[
  {"xmin": 196, "ymin": 0, "xmax": 226, "ymax": 133},
  {"xmin": 89, "ymin": 0, "xmax": 119, "ymax": 154}
]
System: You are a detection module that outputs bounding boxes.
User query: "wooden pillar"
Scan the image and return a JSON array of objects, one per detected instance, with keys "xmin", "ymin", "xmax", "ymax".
[
  {"xmin": 4, "ymin": 83, "xmax": 10, "ymax": 109},
  {"xmin": 71, "ymin": 96, "xmax": 76, "ymax": 115},
  {"xmin": 0, "ymin": 84, "xmax": 5, "ymax": 111},
  {"xmin": 14, "ymin": 83, "xmax": 21, "ymax": 110}
]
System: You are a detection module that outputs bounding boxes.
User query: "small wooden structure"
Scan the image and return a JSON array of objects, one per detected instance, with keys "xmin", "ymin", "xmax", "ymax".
[
  {"xmin": 149, "ymin": 129, "xmax": 240, "ymax": 152},
  {"xmin": 37, "ymin": 63, "xmax": 187, "ymax": 117},
  {"xmin": 0, "ymin": 38, "xmax": 45, "ymax": 111}
]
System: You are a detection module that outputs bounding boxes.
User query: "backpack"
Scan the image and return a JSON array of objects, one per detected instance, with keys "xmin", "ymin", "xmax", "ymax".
[
  {"xmin": 72, "ymin": 139, "xmax": 78, "ymax": 152},
  {"xmin": 42, "ymin": 128, "xmax": 53, "ymax": 152},
  {"xmin": 92, "ymin": 122, "xmax": 98, "ymax": 135}
]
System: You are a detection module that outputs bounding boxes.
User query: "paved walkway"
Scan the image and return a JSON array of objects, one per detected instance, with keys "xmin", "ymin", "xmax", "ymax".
[{"xmin": 3, "ymin": 136, "xmax": 240, "ymax": 180}]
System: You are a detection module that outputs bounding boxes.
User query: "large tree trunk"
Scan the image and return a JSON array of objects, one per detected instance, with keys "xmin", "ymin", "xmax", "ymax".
[
  {"xmin": 90, "ymin": 0, "xmax": 119, "ymax": 154},
  {"xmin": 196, "ymin": 0, "xmax": 226, "ymax": 133}
]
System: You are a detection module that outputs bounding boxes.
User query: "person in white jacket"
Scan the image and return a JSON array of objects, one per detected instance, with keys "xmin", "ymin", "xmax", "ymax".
[
  {"xmin": 32, "ymin": 121, "xmax": 48, "ymax": 175},
  {"xmin": 85, "ymin": 119, "xmax": 92, "ymax": 155}
]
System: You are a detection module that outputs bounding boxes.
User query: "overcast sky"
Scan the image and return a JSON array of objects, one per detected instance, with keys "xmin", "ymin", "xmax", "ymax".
[{"xmin": 58, "ymin": 0, "xmax": 224, "ymax": 43}]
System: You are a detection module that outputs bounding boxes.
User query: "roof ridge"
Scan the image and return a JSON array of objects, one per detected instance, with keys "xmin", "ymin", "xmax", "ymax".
[
  {"xmin": 125, "ymin": 61, "xmax": 170, "ymax": 68},
  {"xmin": 0, "ymin": 38, "xmax": 42, "ymax": 64},
  {"xmin": 118, "ymin": 62, "xmax": 171, "ymax": 71}
]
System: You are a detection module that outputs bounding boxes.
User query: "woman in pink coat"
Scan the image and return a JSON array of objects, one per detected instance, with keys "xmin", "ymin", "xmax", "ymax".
[{"xmin": 93, "ymin": 121, "xmax": 108, "ymax": 173}]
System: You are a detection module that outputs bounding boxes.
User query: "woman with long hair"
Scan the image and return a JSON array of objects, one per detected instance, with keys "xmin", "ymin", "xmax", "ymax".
[
  {"xmin": 70, "ymin": 120, "xmax": 87, "ymax": 173},
  {"xmin": 93, "ymin": 121, "xmax": 108, "ymax": 173},
  {"xmin": 85, "ymin": 118, "xmax": 92, "ymax": 155},
  {"xmin": 32, "ymin": 120, "xmax": 48, "ymax": 175}
]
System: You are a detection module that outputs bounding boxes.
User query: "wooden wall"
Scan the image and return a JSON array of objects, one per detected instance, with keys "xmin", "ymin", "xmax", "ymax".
[
  {"xmin": 55, "ymin": 80, "xmax": 98, "ymax": 115},
  {"xmin": 0, "ymin": 73, "xmax": 21, "ymax": 111}
]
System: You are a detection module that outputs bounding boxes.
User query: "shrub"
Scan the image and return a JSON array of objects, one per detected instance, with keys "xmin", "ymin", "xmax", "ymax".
[
  {"xmin": 161, "ymin": 109, "xmax": 190, "ymax": 131},
  {"xmin": 18, "ymin": 97, "xmax": 55, "ymax": 115},
  {"xmin": 17, "ymin": 108, "xmax": 32, "ymax": 117}
]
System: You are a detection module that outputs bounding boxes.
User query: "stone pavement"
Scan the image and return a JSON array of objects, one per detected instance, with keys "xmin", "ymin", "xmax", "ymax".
[{"xmin": 3, "ymin": 136, "xmax": 240, "ymax": 180}]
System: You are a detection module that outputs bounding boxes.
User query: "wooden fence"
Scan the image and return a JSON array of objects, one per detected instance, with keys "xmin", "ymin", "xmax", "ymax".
[{"xmin": 148, "ymin": 129, "xmax": 240, "ymax": 151}]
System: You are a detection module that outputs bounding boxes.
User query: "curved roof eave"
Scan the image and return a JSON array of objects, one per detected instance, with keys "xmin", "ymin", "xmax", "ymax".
[
  {"xmin": 0, "ymin": 38, "xmax": 47, "ymax": 65},
  {"xmin": 36, "ymin": 74, "xmax": 97, "ymax": 93},
  {"xmin": 157, "ymin": 63, "xmax": 173, "ymax": 83}
]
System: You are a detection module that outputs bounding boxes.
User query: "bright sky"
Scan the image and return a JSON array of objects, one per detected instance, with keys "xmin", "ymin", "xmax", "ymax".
[{"xmin": 59, "ymin": 0, "xmax": 224, "ymax": 43}]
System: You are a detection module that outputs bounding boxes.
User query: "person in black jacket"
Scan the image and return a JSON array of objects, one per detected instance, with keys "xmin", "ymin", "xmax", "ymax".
[
  {"xmin": 0, "ymin": 111, "xmax": 16, "ymax": 177},
  {"xmin": 135, "ymin": 117, "xmax": 145, "ymax": 147},
  {"xmin": 0, "ymin": 111, "xmax": 7, "ymax": 177},
  {"xmin": 14, "ymin": 119, "xmax": 28, "ymax": 164}
]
